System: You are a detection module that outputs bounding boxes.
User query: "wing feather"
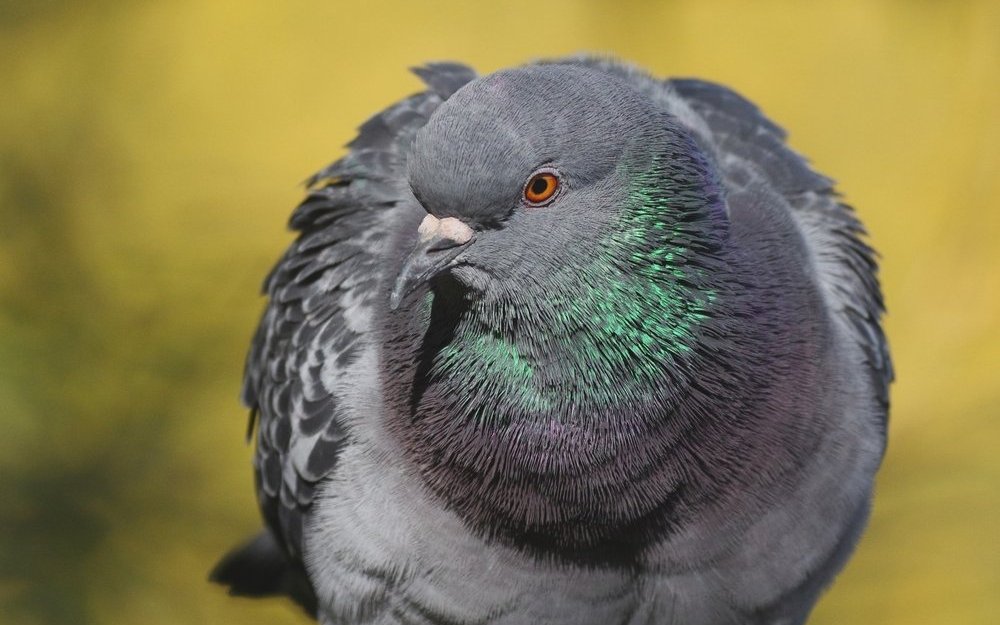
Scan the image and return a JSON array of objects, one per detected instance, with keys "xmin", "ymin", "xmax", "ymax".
[
  {"xmin": 668, "ymin": 77, "xmax": 892, "ymax": 420},
  {"xmin": 241, "ymin": 63, "xmax": 476, "ymax": 559}
]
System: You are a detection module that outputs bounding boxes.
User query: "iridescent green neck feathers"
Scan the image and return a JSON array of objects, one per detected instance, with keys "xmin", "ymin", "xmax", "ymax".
[{"xmin": 432, "ymin": 155, "xmax": 725, "ymax": 419}]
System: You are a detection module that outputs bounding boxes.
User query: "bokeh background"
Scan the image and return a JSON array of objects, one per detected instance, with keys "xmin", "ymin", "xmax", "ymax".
[{"xmin": 2, "ymin": 1, "xmax": 998, "ymax": 624}]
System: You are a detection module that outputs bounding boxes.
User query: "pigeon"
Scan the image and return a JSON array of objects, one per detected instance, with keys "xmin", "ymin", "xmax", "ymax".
[{"xmin": 211, "ymin": 58, "xmax": 891, "ymax": 625}]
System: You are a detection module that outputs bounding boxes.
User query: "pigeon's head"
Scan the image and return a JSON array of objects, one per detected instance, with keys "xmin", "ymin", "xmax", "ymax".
[{"xmin": 393, "ymin": 63, "xmax": 726, "ymax": 316}]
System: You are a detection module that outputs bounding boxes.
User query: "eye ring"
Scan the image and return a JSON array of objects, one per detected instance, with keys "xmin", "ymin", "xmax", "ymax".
[{"xmin": 523, "ymin": 169, "xmax": 561, "ymax": 206}]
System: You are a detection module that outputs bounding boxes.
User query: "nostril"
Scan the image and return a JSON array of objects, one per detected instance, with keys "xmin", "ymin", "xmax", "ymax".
[
  {"xmin": 417, "ymin": 214, "xmax": 474, "ymax": 249},
  {"xmin": 438, "ymin": 217, "xmax": 474, "ymax": 245},
  {"xmin": 417, "ymin": 214, "xmax": 442, "ymax": 240}
]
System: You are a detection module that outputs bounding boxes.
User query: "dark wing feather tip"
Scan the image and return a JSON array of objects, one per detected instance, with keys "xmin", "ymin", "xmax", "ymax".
[
  {"xmin": 411, "ymin": 62, "xmax": 477, "ymax": 99},
  {"xmin": 211, "ymin": 531, "xmax": 318, "ymax": 616}
]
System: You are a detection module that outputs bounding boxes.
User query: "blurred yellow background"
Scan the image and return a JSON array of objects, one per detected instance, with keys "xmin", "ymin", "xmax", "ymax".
[{"xmin": 1, "ymin": 1, "xmax": 997, "ymax": 624}]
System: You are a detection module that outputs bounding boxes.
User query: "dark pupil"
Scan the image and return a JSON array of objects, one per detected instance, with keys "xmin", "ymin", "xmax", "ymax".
[{"xmin": 530, "ymin": 176, "xmax": 549, "ymax": 195}]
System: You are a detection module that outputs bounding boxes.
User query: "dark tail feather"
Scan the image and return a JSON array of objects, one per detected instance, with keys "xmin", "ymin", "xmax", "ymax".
[{"xmin": 210, "ymin": 531, "xmax": 318, "ymax": 617}]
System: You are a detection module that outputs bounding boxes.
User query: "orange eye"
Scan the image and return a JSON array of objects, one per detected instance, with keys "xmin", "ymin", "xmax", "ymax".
[{"xmin": 524, "ymin": 172, "xmax": 559, "ymax": 205}]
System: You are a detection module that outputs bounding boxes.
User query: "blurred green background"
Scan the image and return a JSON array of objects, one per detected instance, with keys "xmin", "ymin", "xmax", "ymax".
[{"xmin": 1, "ymin": 1, "xmax": 998, "ymax": 624}]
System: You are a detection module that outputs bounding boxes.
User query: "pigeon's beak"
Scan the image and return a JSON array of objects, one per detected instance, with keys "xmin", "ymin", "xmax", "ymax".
[{"xmin": 389, "ymin": 214, "xmax": 475, "ymax": 310}]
